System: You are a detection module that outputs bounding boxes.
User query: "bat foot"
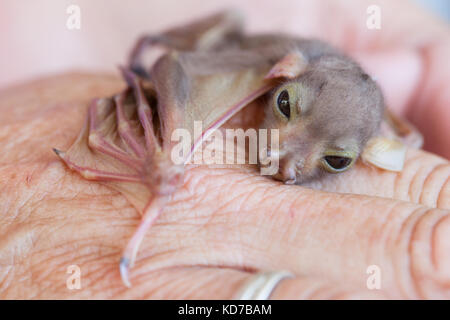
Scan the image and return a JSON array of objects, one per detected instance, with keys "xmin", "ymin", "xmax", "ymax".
[
  {"xmin": 117, "ymin": 197, "xmax": 168, "ymax": 287},
  {"xmin": 119, "ymin": 257, "xmax": 132, "ymax": 288}
]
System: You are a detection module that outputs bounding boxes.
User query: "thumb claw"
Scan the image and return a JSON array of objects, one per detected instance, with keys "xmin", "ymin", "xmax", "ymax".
[
  {"xmin": 52, "ymin": 148, "xmax": 65, "ymax": 157},
  {"xmin": 119, "ymin": 257, "xmax": 132, "ymax": 288}
]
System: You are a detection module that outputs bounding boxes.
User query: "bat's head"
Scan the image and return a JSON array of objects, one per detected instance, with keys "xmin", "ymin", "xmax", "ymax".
[
  {"xmin": 261, "ymin": 56, "xmax": 384, "ymax": 184},
  {"xmin": 145, "ymin": 152, "xmax": 185, "ymax": 195}
]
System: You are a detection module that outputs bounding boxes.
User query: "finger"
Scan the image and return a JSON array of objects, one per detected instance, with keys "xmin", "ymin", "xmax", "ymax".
[
  {"xmin": 353, "ymin": 44, "xmax": 450, "ymax": 160},
  {"xmin": 0, "ymin": 158, "xmax": 394, "ymax": 299},
  {"xmin": 107, "ymin": 266, "xmax": 386, "ymax": 299},
  {"xmin": 270, "ymin": 276, "xmax": 386, "ymax": 300},
  {"xmin": 70, "ymin": 267, "xmax": 251, "ymax": 299},
  {"xmin": 408, "ymin": 42, "xmax": 450, "ymax": 159},
  {"xmin": 305, "ymin": 148, "xmax": 450, "ymax": 210},
  {"xmin": 134, "ymin": 165, "xmax": 450, "ymax": 299},
  {"xmin": 356, "ymin": 43, "xmax": 450, "ymax": 160}
]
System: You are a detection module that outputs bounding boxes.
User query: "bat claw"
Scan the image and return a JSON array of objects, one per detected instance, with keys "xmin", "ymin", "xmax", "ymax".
[
  {"xmin": 52, "ymin": 148, "xmax": 65, "ymax": 157},
  {"xmin": 119, "ymin": 257, "xmax": 132, "ymax": 288},
  {"xmin": 117, "ymin": 197, "xmax": 168, "ymax": 287}
]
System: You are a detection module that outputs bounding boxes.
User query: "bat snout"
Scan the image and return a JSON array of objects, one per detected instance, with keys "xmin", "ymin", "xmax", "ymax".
[{"xmin": 273, "ymin": 155, "xmax": 304, "ymax": 185}]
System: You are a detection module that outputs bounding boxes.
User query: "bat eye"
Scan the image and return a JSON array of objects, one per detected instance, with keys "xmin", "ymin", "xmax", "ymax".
[
  {"xmin": 322, "ymin": 155, "xmax": 354, "ymax": 173},
  {"xmin": 277, "ymin": 90, "xmax": 291, "ymax": 118}
]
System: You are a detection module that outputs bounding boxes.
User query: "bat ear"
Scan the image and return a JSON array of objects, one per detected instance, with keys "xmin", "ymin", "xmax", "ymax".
[
  {"xmin": 361, "ymin": 137, "xmax": 407, "ymax": 172},
  {"xmin": 264, "ymin": 52, "xmax": 308, "ymax": 80}
]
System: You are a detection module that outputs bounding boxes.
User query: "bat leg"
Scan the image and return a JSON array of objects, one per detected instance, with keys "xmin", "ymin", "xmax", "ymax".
[
  {"xmin": 119, "ymin": 196, "xmax": 169, "ymax": 287},
  {"xmin": 53, "ymin": 148, "xmax": 141, "ymax": 182}
]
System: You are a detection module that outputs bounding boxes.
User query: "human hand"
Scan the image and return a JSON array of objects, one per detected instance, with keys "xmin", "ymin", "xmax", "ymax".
[
  {"xmin": 0, "ymin": 72, "xmax": 448, "ymax": 299},
  {"xmin": 0, "ymin": 0, "xmax": 449, "ymax": 299}
]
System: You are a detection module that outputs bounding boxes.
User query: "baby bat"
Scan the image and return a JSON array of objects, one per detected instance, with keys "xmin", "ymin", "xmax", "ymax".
[{"xmin": 53, "ymin": 10, "xmax": 422, "ymax": 286}]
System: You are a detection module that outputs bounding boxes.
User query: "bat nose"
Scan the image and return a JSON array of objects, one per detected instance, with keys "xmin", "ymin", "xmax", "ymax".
[{"xmin": 276, "ymin": 157, "xmax": 297, "ymax": 184}]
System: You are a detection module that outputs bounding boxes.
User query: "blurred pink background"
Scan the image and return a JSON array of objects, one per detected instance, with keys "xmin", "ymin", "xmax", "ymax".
[
  {"xmin": 0, "ymin": 0, "xmax": 445, "ymax": 88},
  {"xmin": 1, "ymin": 0, "xmax": 449, "ymax": 158},
  {"xmin": 3, "ymin": 0, "xmax": 334, "ymax": 88}
]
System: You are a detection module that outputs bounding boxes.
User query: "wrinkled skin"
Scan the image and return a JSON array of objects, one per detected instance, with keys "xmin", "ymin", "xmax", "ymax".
[
  {"xmin": 0, "ymin": 0, "xmax": 450, "ymax": 299},
  {"xmin": 1, "ymin": 72, "xmax": 449, "ymax": 299}
]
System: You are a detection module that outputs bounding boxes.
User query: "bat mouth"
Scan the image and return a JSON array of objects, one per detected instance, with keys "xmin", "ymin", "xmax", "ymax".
[{"xmin": 259, "ymin": 146, "xmax": 306, "ymax": 184}]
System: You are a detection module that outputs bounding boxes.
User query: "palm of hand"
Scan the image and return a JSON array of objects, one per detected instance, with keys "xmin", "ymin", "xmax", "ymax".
[{"xmin": 1, "ymin": 0, "xmax": 449, "ymax": 299}]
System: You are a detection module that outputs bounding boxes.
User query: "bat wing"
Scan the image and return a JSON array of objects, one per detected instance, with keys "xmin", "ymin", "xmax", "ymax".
[
  {"xmin": 53, "ymin": 89, "xmax": 153, "ymax": 212},
  {"xmin": 129, "ymin": 10, "xmax": 244, "ymax": 77},
  {"xmin": 54, "ymin": 47, "xmax": 295, "ymax": 212},
  {"xmin": 150, "ymin": 49, "xmax": 279, "ymax": 161}
]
